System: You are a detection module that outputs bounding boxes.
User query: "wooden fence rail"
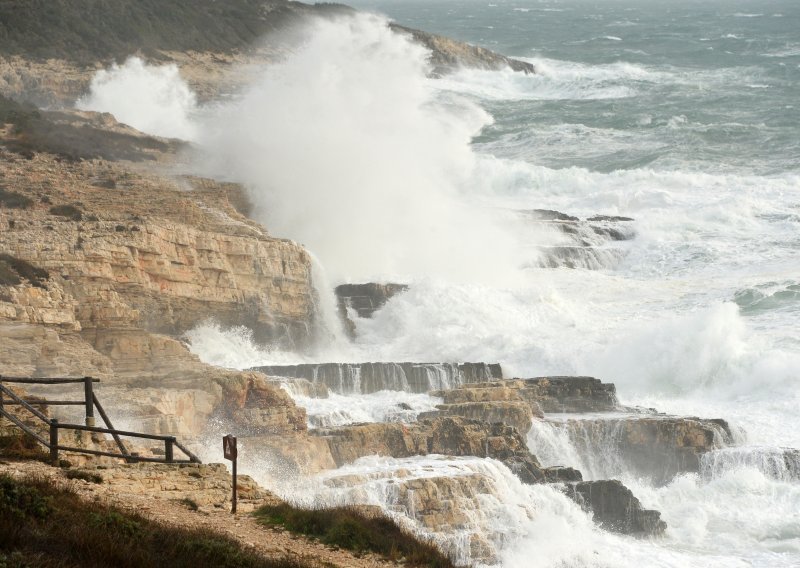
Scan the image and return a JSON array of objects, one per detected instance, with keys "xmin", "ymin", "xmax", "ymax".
[{"xmin": 0, "ymin": 376, "xmax": 201, "ymax": 465}]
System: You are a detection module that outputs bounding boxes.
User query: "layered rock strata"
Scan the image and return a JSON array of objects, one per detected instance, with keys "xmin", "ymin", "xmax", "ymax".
[
  {"xmin": 313, "ymin": 417, "xmax": 576, "ymax": 484},
  {"xmin": 520, "ymin": 376, "xmax": 619, "ymax": 413},
  {"xmin": 0, "ymin": 125, "xmax": 317, "ymax": 437},
  {"xmin": 251, "ymin": 362, "xmax": 503, "ymax": 395},
  {"xmin": 421, "ymin": 377, "xmax": 617, "ymax": 434}
]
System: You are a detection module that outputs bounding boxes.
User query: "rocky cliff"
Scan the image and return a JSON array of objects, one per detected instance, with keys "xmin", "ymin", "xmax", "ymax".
[{"xmin": 0, "ymin": 111, "xmax": 317, "ymax": 436}]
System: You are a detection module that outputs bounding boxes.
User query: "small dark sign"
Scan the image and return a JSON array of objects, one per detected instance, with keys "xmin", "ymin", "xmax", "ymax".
[{"xmin": 223, "ymin": 434, "xmax": 237, "ymax": 460}]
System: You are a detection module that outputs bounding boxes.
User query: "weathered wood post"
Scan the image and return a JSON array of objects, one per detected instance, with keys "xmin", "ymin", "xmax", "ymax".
[
  {"xmin": 0, "ymin": 386, "xmax": 5, "ymax": 423},
  {"xmin": 49, "ymin": 418, "xmax": 59, "ymax": 465},
  {"xmin": 83, "ymin": 377, "xmax": 95, "ymax": 427},
  {"xmin": 165, "ymin": 436, "xmax": 175, "ymax": 463},
  {"xmin": 223, "ymin": 434, "xmax": 238, "ymax": 514}
]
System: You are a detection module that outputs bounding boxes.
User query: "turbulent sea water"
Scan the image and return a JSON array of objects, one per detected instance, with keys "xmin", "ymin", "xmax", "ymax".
[{"xmin": 82, "ymin": 1, "xmax": 800, "ymax": 565}]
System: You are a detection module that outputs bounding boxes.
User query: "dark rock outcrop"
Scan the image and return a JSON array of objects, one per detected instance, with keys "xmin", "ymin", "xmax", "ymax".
[
  {"xmin": 335, "ymin": 283, "xmax": 409, "ymax": 319},
  {"xmin": 252, "ymin": 362, "xmax": 503, "ymax": 395},
  {"xmin": 390, "ymin": 24, "xmax": 535, "ymax": 76},
  {"xmin": 562, "ymin": 480, "xmax": 666, "ymax": 536},
  {"xmin": 335, "ymin": 282, "xmax": 408, "ymax": 337}
]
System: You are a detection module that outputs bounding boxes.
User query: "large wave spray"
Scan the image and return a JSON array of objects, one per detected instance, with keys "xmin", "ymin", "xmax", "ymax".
[{"xmin": 194, "ymin": 15, "xmax": 523, "ymax": 283}]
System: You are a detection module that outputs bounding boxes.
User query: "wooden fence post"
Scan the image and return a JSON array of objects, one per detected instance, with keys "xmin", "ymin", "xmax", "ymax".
[
  {"xmin": 83, "ymin": 377, "xmax": 95, "ymax": 427},
  {"xmin": 165, "ymin": 437, "xmax": 175, "ymax": 463},
  {"xmin": 49, "ymin": 419, "xmax": 59, "ymax": 465}
]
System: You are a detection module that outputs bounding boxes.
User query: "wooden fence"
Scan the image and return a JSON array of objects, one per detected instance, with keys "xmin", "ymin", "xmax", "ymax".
[{"xmin": 0, "ymin": 376, "xmax": 200, "ymax": 465}]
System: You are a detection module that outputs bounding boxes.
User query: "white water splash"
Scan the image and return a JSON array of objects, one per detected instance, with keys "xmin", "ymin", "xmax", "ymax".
[{"xmin": 76, "ymin": 57, "xmax": 198, "ymax": 140}]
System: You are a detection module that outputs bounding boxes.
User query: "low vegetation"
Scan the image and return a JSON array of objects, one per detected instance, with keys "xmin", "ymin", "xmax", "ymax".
[
  {"xmin": 48, "ymin": 204, "xmax": 82, "ymax": 221},
  {"xmin": 0, "ymin": 474, "xmax": 314, "ymax": 568},
  {"xmin": 254, "ymin": 503, "xmax": 455, "ymax": 568},
  {"xmin": 0, "ymin": 188, "xmax": 33, "ymax": 209},
  {"xmin": 0, "ymin": 254, "xmax": 49, "ymax": 288},
  {"xmin": 63, "ymin": 469, "xmax": 103, "ymax": 484},
  {"xmin": 0, "ymin": 433, "xmax": 50, "ymax": 463},
  {"xmin": 1, "ymin": 94, "xmax": 174, "ymax": 161}
]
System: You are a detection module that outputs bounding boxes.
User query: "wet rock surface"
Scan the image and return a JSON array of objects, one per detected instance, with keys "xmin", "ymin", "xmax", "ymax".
[
  {"xmin": 519, "ymin": 376, "xmax": 619, "ymax": 413},
  {"xmin": 521, "ymin": 209, "xmax": 636, "ymax": 270},
  {"xmin": 314, "ymin": 416, "xmax": 553, "ymax": 483},
  {"xmin": 253, "ymin": 361, "xmax": 503, "ymax": 394},
  {"xmin": 562, "ymin": 480, "xmax": 667, "ymax": 536},
  {"xmin": 561, "ymin": 416, "xmax": 733, "ymax": 484},
  {"xmin": 335, "ymin": 282, "xmax": 408, "ymax": 337},
  {"xmin": 420, "ymin": 401, "xmax": 534, "ymax": 437}
]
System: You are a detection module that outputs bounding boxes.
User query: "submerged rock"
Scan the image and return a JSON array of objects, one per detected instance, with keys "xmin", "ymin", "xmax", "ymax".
[
  {"xmin": 521, "ymin": 209, "xmax": 636, "ymax": 270},
  {"xmin": 562, "ymin": 480, "xmax": 667, "ymax": 536}
]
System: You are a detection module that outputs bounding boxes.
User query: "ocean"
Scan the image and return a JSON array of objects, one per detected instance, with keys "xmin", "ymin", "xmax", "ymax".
[{"xmin": 81, "ymin": 1, "xmax": 800, "ymax": 565}]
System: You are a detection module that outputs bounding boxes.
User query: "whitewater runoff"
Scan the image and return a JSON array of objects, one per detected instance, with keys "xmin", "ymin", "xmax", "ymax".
[{"xmin": 81, "ymin": 0, "xmax": 800, "ymax": 565}]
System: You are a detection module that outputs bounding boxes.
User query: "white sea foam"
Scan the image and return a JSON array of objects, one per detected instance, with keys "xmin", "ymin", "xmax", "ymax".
[
  {"xmin": 435, "ymin": 58, "xmax": 672, "ymax": 101},
  {"xmin": 293, "ymin": 390, "xmax": 442, "ymax": 428},
  {"xmin": 76, "ymin": 57, "xmax": 198, "ymax": 140}
]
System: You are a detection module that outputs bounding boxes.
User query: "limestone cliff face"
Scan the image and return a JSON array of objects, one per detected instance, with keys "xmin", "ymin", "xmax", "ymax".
[
  {"xmin": 0, "ymin": 152, "xmax": 315, "ymax": 348},
  {"xmin": 0, "ymin": 135, "xmax": 316, "ymax": 437}
]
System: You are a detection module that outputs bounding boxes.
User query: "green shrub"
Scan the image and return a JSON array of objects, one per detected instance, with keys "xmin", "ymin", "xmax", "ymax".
[
  {"xmin": 48, "ymin": 204, "xmax": 82, "ymax": 221},
  {"xmin": 0, "ymin": 188, "xmax": 33, "ymax": 209},
  {"xmin": 0, "ymin": 254, "xmax": 49, "ymax": 288},
  {"xmin": 0, "ymin": 476, "xmax": 52, "ymax": 520},
  {"xmin": 178, "ymin": 497, "xmax": 199, "ymax": 511},
  {"xmin": 63, "ymin": 469, "xmax": 103, "ymax": 484}
]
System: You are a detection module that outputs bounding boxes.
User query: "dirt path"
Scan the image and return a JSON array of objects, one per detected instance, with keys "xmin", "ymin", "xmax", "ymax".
[{"xmin": 0, "ymin": 459, "xmax": 403, "ymax": 568}]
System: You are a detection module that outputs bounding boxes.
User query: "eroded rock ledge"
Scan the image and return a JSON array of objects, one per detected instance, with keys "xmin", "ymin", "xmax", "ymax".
[{"xmin": 313, "ymin": 417, "xmax": 575, "ymax": 484}]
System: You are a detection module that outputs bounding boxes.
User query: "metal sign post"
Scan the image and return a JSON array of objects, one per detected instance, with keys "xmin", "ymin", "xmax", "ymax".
[{"xmin": 223, "ymin": 434, "xmax": 238, "ymax": 514}]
